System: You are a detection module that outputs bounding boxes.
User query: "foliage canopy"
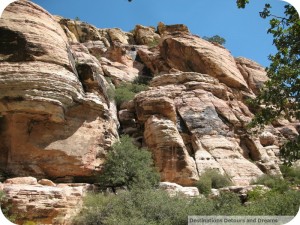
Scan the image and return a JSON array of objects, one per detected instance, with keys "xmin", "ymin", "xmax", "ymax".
[{"xmin": 97, "ymin": 135, "xmax": 160, "ymax": 190}]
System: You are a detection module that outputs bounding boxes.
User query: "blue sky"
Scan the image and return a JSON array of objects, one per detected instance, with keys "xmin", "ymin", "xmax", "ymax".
[{"xmin": 31, "ymin": 0, "xmax": 287, "ymax": 67}]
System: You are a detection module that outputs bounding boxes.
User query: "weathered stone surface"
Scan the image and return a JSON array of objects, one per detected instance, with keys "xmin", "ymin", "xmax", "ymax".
[
  {"xmin": 1, "ymin": 179, "xmax": 91, "ymax": 225},
  {"xmin": 133, "ymin": 25, "xmax": 161, "ymax": 45},
  {"xmin": 160, "ymin": 35, "xmax": 249, "ymax": 89},
  {"xmin": 57, "ymin": 18, "xmax": 102, "ymax": 43},
  {"xmin": 4, "ymin": 177, "xmax": 37, "ymax": 185},
  {"xmin": 107, "ymin": 28, "xmax": 133, "ymax": 45},
  {"xmin": 38, "ymin": 179, "xmax": 56, "ymax": 187},
  {"xmin": 137, "ymin": 46, "xmax": 171, "ymax": 75},
  {"xmin": 0, "ymin": 1, "xmax": 118, "ymax": 180},
  {"xmin": 159, "ymin": 182, "xmax": 200, "ymax": 197},
  {"xmin": 235, "ymin": 57, "xmax": 268, "ymax": 94},
  {"xmin": 120, "ymin": 71, "xmax": 285, "ymax": 186},
  {"xmin": 157, "ymin": 22, "xmax": 190, "ymax": 36},
  {"xmin": 144, "ymin": 115, "xmax": 199, "ymax": 185},
  {"xmin": 101, "ymin": 57, "xmax": 139, "ymax": 83},
  {"xmin": 199, "ymin": 136, "xmax": 264, "ymax": 186},
  {"xmin": 259, "ymin": 131, "xmax": 276, "ymax": 146},
  {"xmin": 0, "ymin": 3, "xmax": 296, "ymax": 221},
  {"xmin": 135, "ymin": 93, "xmax": 177, "ymax": 123}
]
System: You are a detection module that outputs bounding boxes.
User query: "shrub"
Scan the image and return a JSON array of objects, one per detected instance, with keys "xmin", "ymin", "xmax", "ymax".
[
  {"xmin": 196, "ymin": 169, "xmax": 232, "ymax": 195},
  {"xmin": 23, "ymin": 221, "xmax": 37, "ymax": 225},
  {"xmin": 213, "ymin": 192, "xmax": 242, "ymax": 215},
  {"xmin": 239, "ymin": 190, "xmax": 300, "ymax": 216},
  {"xmin": 114, "ymin": 82, "xmax": 147, "ymax": 107},
  {"xmin": 74, "ymin": 189, "xmax": 215, "ymax": 225},
  {"xmin": 0, "ymin": 190, "xmax": 4, "ymax": 202},
  {"xmin": 251, "ymin": 174, "xmax": 289, "ymax": 193},
  {"xmin": 133, "ymin": 75, "xmax": 152, "ymax": 85},
  {"xmin": 148, "ymin": 39, "xmax": 159, "ymax": 48},
  {"xmin": 280, "ymin": 165, "xmax": 300, "ymax": 185},
  {"xmin": 0, "ymin": 191, "xmax": 17, "ymax": 223},
  {"xmin": 247, "ymin": 186, "xmax": 267, "ymax": 201},
  {"xmin": 75, "ymin": 188, "xmax": 300, "ymax": 225},
  {"xmin": 196, "ymin": 175, "xmax": 211, "ymax": 196},
  {"xmin": 97, "ymin": 135, "xmax": 160, "ymax": 190}
]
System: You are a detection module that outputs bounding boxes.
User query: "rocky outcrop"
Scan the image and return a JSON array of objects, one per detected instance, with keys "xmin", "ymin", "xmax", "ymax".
[
  {"xmin": 0, "ymin": 1, "xmax": 118, "ymax": 181},
  {"xmin": 159, "ymin": 182, "xmax": 200, "ymax": 197},
  {"xmin": 144, "ymin": 115, "xmax": 198, "ymax": 185},
  {"xmin": 1, "ymin": 177, "xmax": 92, "ymax": 225},
  {"xmin": 235, "ymin": 57, "xmax": 268, "ymax": 94},
  {"xmin": 120, "ymin": 72, "xmax": 268, "ymax": 185},
  {"xmin": 1, "ymin": 1, "xmax": 298, "ymax": 223},
  {"xmin": 160, "ymin": 36, "xmax": 249, "ymax": 90},
  {"xmin": 133, "ymin": 25, "xmax": 160, "ymax": 46}
]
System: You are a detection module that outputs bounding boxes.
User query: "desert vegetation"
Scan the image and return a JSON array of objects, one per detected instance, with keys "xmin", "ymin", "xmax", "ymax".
[{"xmin": 74, "ymin": 137, "xmax": 300, "ymax": 225}]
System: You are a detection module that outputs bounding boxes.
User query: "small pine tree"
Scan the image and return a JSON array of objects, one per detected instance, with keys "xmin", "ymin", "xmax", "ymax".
[{"xmin": 203, "ymin": 35, "xmax": 226, "ymax": 45}]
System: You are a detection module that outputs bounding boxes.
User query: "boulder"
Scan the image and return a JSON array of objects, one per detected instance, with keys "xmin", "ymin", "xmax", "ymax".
[
  {"xmin": 159, "ymin": 182, "xmax": 200, "ymax": 197},
  {"xmin": 160, "ymin": 35, "xmax": 249, "ymax": 89},
  {"xmin": 133, "ymin": 24, "xmax": 161, "ymax": 46},
  {"xmin": 4, "ymin": 177, "xmax": 37, "ymax": 185},
  {"xmin": 38, "ymin": 179, "xmax": 56, "ymax": 187},
  {"xmin": 1, "ymin": 181, "xmax": 91, "ymax": 225},
  {"xmin": 259, "ymin": 131, "xmax": 276, "ymax": 146}
]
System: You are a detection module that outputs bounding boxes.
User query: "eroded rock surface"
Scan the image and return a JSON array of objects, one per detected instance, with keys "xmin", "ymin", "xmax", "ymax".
[
  {"xmin": 1, "ymin": 177, "xmax": 92, "ymax": 225},
  {"xmin": 0, "ymin": 1, "xmax": 298, "ymax": 223},
  {"xmin": 120, "ymin": 69, "xmax": 295, "ymax": 186},
  {"xmin": 0, "ymin": 1, "xmax": 118, "ymax": 181}
]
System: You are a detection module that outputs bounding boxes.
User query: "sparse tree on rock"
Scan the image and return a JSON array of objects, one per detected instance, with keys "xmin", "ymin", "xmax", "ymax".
[{"xmin": 203, "ymin": 35, "xmax": 226, "ymax": 45}]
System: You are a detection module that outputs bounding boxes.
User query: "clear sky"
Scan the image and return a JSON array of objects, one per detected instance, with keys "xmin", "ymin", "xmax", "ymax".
[{"xmin": 30, "ymin": 0, "xmax": 287, "ymax": 67}]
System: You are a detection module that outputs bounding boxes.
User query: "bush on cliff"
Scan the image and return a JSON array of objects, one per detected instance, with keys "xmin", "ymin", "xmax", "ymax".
[
  {"xmin": 196, "ymin": 169, "xmax": 232, "ymax": 195},
  {"xmin": 97, "ymin": 135, "xmax": 160, "ymax": 190},
  {"xmin": 114, "ymin": 82, "xmax": 148, "ymax": 107}
]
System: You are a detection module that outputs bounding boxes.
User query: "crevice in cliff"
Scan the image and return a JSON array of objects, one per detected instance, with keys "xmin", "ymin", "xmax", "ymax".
[
  {"xmin": 240, "ymin": 135, "xmax": 261, "ymax": 162},
  {"xmin": 176, "ymin": 110, "xmax": 195, "ymax": 159}
]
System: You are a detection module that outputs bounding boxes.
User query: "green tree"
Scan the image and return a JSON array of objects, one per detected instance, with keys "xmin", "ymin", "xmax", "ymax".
[
  {"xmin": 98, "ymin": 135, "xmax": 160, "ymax": 191},
  {"xmin": 203, "ymin": 35, "xmax": 226, "ymax": 45},
  {"xmin": 238, "ymin": 1, "xmax": 300, "ymax": 165}
]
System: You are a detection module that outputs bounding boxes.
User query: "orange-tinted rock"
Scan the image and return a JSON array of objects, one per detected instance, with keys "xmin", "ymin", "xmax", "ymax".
[
  {"xmin": 1, "ymin": 180, "xmax": 92, "ymax": 225},
  {"xmin": 0, "ymin": 1, "xmax": 118, "ymax": 181},
  {"xmin": 160, "ymin": 35, "xmax": 248, "ymax": 89},
  {"xmin": 235, "ymin": 57, "xmax": 268, "ymax": 94},
  {"xmin": 144, "ymin": 115, "xmax": 199, "ymax": 185}
]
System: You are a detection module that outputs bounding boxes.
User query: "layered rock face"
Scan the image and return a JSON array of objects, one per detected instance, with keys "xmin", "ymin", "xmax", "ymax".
[
  {"xmin": 1, "ymin": 1, "xmax": 297, "ymax": 185},
  {"xmin": 1, "ymin": 177, "xmax": 92, "ymax": 225},
  {"xmin": 1, "ymin": 1, "xmax": 299, "ymax": 224},
  {"xmin": 0, "ymin": 1, "xmax": 119, "ymax": 181}
]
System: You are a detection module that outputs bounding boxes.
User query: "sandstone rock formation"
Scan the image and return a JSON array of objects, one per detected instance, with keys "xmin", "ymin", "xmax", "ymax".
[
  {"xmin": 1, "ymin": 177, "xmax": 92, "ymax": 225},
  {"xmin": 0, "ymin": 1, "xmax": 118, "ymax": 181},
  {"xmin": 159, "ymin": 182, "xmax": 200, "ymax": 197},
  {"xmin": 0, "ymin": 1, "xmax": 299, "ymax": 223}
]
